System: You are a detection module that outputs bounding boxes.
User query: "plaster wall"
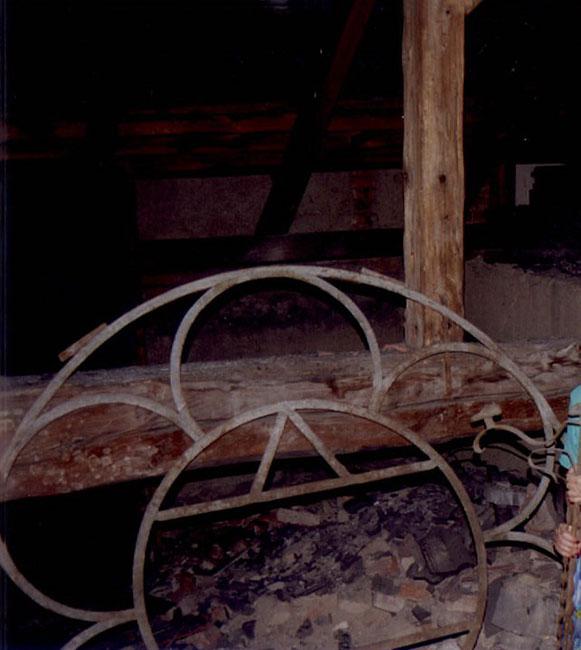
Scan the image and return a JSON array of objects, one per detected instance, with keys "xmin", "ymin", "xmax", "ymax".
[
  {"xmin": 137, "ymin": 169, "xmax": 404, "ymax": 239},
  {"xmin": 138, "ymin": 170, "xmax": 580, "ymax": 348},
  {"xmin": 466, "ymin": 258, "xmax": 581, "ymax": 341}
]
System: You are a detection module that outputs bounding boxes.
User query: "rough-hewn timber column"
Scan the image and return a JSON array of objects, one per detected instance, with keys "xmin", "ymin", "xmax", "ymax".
[{"xmin": 403, "ymin": 0, "xmax": 466, "ymax": 347}]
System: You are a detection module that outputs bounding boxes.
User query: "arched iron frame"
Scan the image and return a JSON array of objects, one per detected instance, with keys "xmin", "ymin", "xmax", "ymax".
[{"xmin": 0, "ymin": 266, "xmax": 560, "ymax": 649}]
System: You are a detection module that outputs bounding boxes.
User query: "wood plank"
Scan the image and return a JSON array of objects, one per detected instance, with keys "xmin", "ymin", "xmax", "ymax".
[
  {"xmin": 402, "ymin": 0, "xmax": 466, "ymax": 346},
  {"xmin": 137, "ymin": 223, "xmax": 508, "ymax": 277},
  {"xmin": 6, "ymin": 99, "xmax": 525, "ymax": 180},
  {"xmin": 1, "ymin": 96, "xmax": 565, "ymax": 178},
  {"xmin": 2, "ymin": 100, "xmax": 406, "ymax": 176},
  {"xmin": 138, "ymin": 229, "xmax": 404, "ymax": 274},
  {"xmin": 464, "ymin": 0, "xmax": 484, "ymax": 13},
  {"xmin": 254, "ymin": 0, "xmax": 377, "ymax": 236},
  {"xmin": 1, "ymin": 340, "xmax": 578, "ymax": 501}
]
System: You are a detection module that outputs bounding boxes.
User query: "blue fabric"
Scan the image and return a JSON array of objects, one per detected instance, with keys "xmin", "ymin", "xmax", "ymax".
[
  {"xmin": 560, "ymin": 386, "xmax": 581, "ymax": 646},
  {"xmin": 560, "ymin": 385, "xmax": 581, "ymax": 470}
]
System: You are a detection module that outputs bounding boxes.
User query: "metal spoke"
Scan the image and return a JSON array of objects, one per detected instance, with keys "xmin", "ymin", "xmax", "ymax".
[
  {"xmin": 158, "ymin": 458, "xmax": 437, "ymax": 523},
  {"xmin": 250, "ymin": 412, "xmax": 287, "ymax": 496},
  {"xmin": 3, "ymin": 264, "xmax": 561, "ymax": 650},
  {"xmin": 285, "ymin": 407, "xmax": 350, "ymax": 478}
]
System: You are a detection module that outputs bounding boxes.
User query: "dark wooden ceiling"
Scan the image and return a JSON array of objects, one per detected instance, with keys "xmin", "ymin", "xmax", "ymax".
[
  {"xmin": 1, "ymin": 0, "xmax": 577, "ymax": 176},
  {"xmin": 3, "ymin": 0, "xmax": 401, "ymax": 113},
  {"xmin": 1, "ymin": 0, "xmax": 579, "ymax": 377}
]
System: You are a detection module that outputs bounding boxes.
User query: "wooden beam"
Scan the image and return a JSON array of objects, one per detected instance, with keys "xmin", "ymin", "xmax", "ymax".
[
  {"xmin": 138, "ymin": 229, "xmax": 404, "ymax": 275},
  {"xmin": 6, "ymin": 98, "xmax": 541, "ymax": 180},
  {"xmin": 1, "ymin": 99, "xmax": 406, "ymax": 176},
  {"xmin": 464, "ymin": 0, "xmax": 484, "ymax": 14},
  {"xmin": 137, "ymin": 224, "xmax": 509, "ymax": 278},
  {"xmin": 1, "ymin": 340, "xmax": 577, "ymax": 501},
  {"xmin": 254, "ymin": 0, "xmax": 377, "ymax": 236},
  {"xmin": 402, "ymin": 0, "xmax": 466, "ymax": 347}
]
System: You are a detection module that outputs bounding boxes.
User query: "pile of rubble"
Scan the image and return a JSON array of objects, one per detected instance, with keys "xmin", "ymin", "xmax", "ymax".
[
  {"xmin": 2, "ymin": 454, "xmax": 563, "ymax": 649},
  {"xmin": 138, "ymin": 459, "xmax": 562, "ymax": 650}
]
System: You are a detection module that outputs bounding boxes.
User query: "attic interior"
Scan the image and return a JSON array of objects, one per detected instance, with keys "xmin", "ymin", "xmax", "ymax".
[{"xmin": 1, "ymin": 0, "xmax": 580, "ymax": 649}]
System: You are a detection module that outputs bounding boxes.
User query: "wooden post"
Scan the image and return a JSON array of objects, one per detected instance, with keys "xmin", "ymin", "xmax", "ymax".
[{"xmin": 402, "ymin": 0, "xmax": 467, "ymax": 347}]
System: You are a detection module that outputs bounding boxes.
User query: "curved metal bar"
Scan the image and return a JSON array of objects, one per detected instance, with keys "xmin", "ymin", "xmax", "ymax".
[
  {"xmin": 1, "ymin": 393, "xmax": 185, "ymax": 480},
  {"xmin": 378, "ymin": 341, "xmax": 557, "ymax": 440},
  {"xmin": 472, "ymin": 421, "xmax": 557, "ymax": 528},
  {"xmin": 374, "ymin": 341, "xmax": 556, "ymax": 538},
  {"xmin": 16, "ymin": 264, "xmax": 552, "ymax": 452},
  {"xmin": 3, "ymin": 265, "xmax": 560, "ymax": 649},
  {"xmin": 169, "ymin": 286, "xmax": 221, "ymax": 441},
  {"xmin": 61, "ymin": 611, "xmax": 137, "ymax": 650},
  {"xmin": 0, "ymin": 394, "xmax": 183, "ymax": 627},
  {"xmin": 0, "ymin": 537, "xmax": 134, "ymax": 623},
  {"xmin": 131, "ymin": 400, "xmax": 487, "ymax": 650},
  {"xmin": 473, "ymin": 423, "xmax": 548, "ymax": 455},
  {"xmin": 529, "ymin": 448, "xmax": 570, "ymax": 483},
  {"xmin": 484, "ymin": 530, "xmax": 558, "ymax": 558},
  {"xmin": 168, "ymin": 270, "xmax": 384, "ymax": 431},
  {"xmin": 474, "ymin": 421, "xmax": 567, "ymax": 455},
  {"xmin": 6, "ymin": 267, "xmax": 558, "ymax": 519}
]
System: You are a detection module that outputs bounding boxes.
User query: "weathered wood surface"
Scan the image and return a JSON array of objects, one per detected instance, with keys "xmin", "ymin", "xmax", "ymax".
[
  {"xmin": 1, "ymin": 340, "xmax": 578, "ymax": 501},
  {"xmin": 464, "ymin": 0, "xmax": 484, "ymax": 13},
  {"xmin": 2, "ymin": 99, "xmax": 488, "ymax": 178},
  {"xmin": 137, "ymin": 224, "xmax": 512, "ymax": 278},
  {"xmin": 402, "ymin": 0, "xmax": 466, "ymax": 346},
  {"xmin": 139, "ymin": 229, "xmax": 404, "ymax": 276},
  {"xmin": 1, "ymin": 97, "xmax": 505, "ymax": 189},
  {"xmin": 2, "ymin": 100, "xmax": 404, "ymax": 176}
]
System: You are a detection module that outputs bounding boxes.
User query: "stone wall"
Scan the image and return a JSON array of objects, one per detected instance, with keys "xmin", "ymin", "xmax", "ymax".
[
  {"xmin": 466, "ymin": 258, "xmax": 581, "ymax": 342},
  {"xmin": 137, "ymin": 169, "xmax": 404, "ymax": 239}
]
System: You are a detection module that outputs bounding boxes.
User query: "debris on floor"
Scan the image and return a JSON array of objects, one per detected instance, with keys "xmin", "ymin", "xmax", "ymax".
[
  {"xmin": 2, "ymin": 454, "xmax": 563, "ymax": 649},
  {"xmin": 139, "ymin": 459, "xmax": 561, "ymax": 650}
]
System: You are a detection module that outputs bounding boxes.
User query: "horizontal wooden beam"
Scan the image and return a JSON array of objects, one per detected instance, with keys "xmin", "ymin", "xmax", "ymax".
[
  {"xmin": 138, "ymin": 229, "xmax": 404, "ymax": 275},
  {"xmin": 1, "ymin": 100, "xmax": 405, "ymax": 176},
  {"xmin": 1, "ymin": 98, "xmax": 569, "ymax": 178},
  {"xmin": 137, "ymin": 224, "xmax": 508, "ymax": 278},
  {"xmin": 1, "ymin": 340, "xmax": 578, "ymax": 501}
]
